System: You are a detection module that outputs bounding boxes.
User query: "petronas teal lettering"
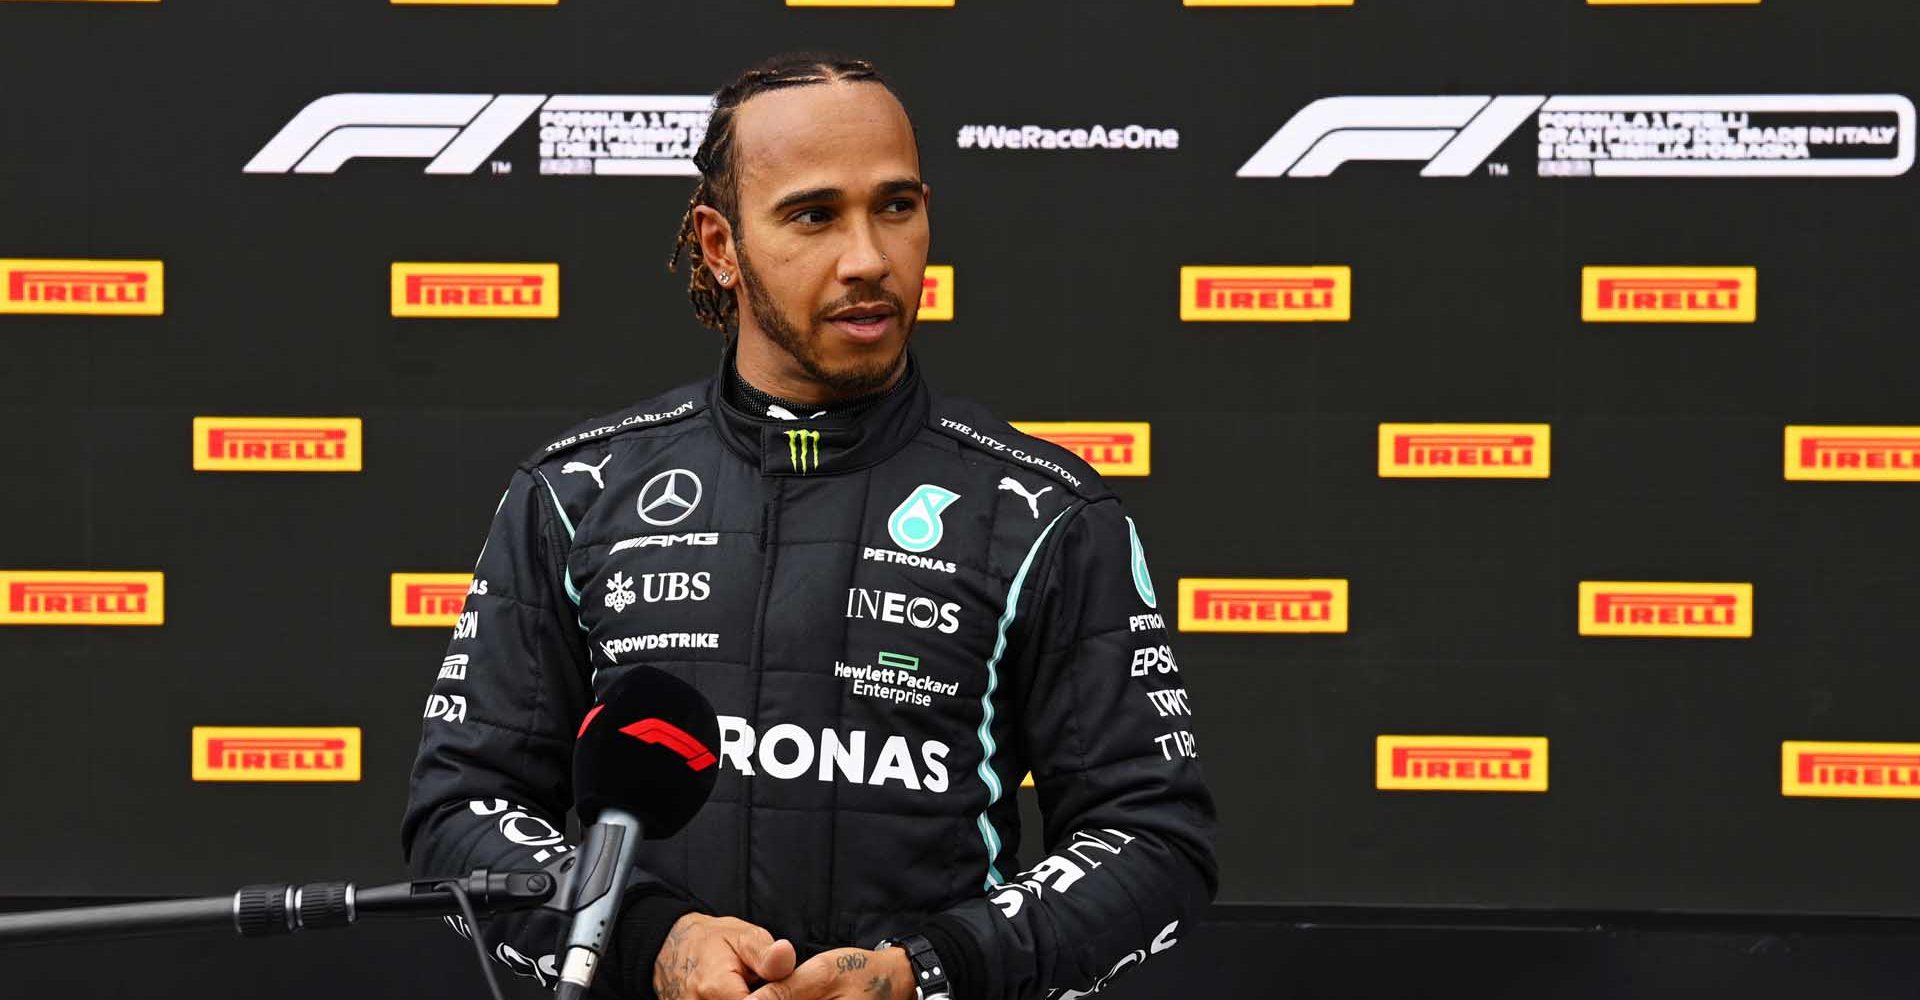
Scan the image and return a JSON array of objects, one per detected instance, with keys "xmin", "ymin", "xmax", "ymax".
[{"xmin": 975, "ymin": 508, "xmax": 1069, "ymax": 889}]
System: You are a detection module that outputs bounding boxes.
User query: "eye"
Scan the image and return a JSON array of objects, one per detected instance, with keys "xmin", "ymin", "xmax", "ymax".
[
  {"xmin": 789, "ymin": 207, "xmax": 833, "ymax": 226},
  {"xmin": 880, "ymin": 198, "xmax": 918, "ymax": 215}
]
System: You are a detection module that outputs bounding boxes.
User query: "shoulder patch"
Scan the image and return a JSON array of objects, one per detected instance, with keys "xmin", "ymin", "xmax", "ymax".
[
  {"xmin": 928, "ymin": 396, "xmax": 1109, "ymax": 502},
  {"xmin": 526, "ymin": 381, "xmax": 708, "ymax": 466}
]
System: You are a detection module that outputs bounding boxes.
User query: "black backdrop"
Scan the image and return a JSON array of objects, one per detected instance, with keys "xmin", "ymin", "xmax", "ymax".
[{"xmin": 4, "ymin": 0, "xmax": 1919, "ymax": 924}]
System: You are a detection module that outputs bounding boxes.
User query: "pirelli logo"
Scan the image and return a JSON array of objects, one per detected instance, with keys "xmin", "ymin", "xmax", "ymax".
[
  {"xmin": 391, "ymin": 263, "xmax": 558, "ymax": 318},
  {"xmin": 1377, "ymin": 736, "xmax": 1549, "ymax": 793},
  {"xmin": 1579, "ymin": 581, "xmax": 1752, "ymax": 638},
  {"xmin": 391, "ymin": 0, "xmax": 554, "ymax": 5},
  {"xmin": 1582, "ymin": 266, "xmax": 1755, "ymax": 323},
  {"xmin": 787, "ymin": 0, "xmax": 951, "ymax": 5},
  {"xmin": 193, "ymin": 417, "xmax": 363, "ymax": 472},
  {"xmin": 0, "ymin": 259, "xmax": 163, "ymax": 315},
  {"xmin": 1187, "ymin": 0, "xmax": 1351, "ymax": 5},
  {"xmin": 1178, "ymin": 578, "xmax": 1348, "ymax": 633},
  {"xmin": 1784, "ymin": 426, "xmax": 1920, "ymax": 482},
  {"xmin": 192, "ymin": 727, "xmax": 362, "ymax": 783},
  {"xmin": 0, "ymin": 571, "xmax": 164, "ymax": 626},
  {"xmin": 392, "ymin": 573, "xmax": 473, "ymax": 627},
  {"xmin": 1012, "ymin": 421, "xmax": 1150, "ymax": 477},
  {"xmin": 919, "ymin": 265, "xmax": 954, "ymax": 322},
  {"xmin": 1783, "ymin": 742, "xmax": 1920, "ymax": 799},
  {"xmin": 1378, "ymin": 423, "xmax": 1550, "ymax": 478},
  {"xmin": 1181, "ymin": 266, "xmax": 1350, "ymax": 322}
]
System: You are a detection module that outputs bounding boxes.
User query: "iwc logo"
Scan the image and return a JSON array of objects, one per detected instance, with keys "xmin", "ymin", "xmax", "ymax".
[
  {"xmin": 888, "ymin": 484, "xmax": 960, "ymax": 553},
  {"xmin": 1127, "ymin": 517, "xmax": 1157, "ymax": 608}
]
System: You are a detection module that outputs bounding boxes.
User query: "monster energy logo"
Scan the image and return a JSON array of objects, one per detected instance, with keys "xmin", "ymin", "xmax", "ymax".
[{"xmin": 785, "ymin": 429, "xmax": 822, "ymax": 473}]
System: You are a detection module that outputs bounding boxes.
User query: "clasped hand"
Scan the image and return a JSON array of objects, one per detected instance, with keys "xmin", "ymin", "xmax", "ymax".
[{"xmin": 654, "ymin": 913, "xmax": 913, "ymax": 1000}]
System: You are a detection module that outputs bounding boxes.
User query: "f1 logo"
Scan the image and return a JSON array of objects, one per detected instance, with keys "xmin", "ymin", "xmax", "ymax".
[
  {"xmin": 244, "ymin": 94, "xmax": 544, "ymax": 174},
  {"xmin": 1239, "ymin": 94, "xmax": 1916, "ymax": 178},
  {"xmin": 244, "ymin": 93, "xmax": 712, "ymax": 175},
  {"xmin": 1237, "ymin": 96, "xmax": 1545, "ymax": 177},
  {"xmin": 620, "ymin": 718, "xmax": 718, "ymax": 771}
]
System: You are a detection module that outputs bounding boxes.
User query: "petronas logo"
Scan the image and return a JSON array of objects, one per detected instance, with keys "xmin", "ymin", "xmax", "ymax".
[
  {"xmin": 785, "ymin": 429, "xmax": 822, "ymax": 473},
  {"xmin": 888, "ymin": 484, "xmax": 960, "ymax": 553}
]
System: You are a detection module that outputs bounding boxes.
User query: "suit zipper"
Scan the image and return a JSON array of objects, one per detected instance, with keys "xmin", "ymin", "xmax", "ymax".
[{"xmin": 742, "ymin": 482, "xmax": 782, "ymax": 923}]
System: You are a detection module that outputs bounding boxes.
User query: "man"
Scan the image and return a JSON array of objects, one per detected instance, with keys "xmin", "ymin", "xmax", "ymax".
[{"xmin": 402, "ymin": 55, "xmax": 1216, "ymax": 1000}]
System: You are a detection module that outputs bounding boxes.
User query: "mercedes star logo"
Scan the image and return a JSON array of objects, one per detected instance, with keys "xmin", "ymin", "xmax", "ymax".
[{"xmin": 637, "ymin": 469, "xmax": 703, "ymax": 527}]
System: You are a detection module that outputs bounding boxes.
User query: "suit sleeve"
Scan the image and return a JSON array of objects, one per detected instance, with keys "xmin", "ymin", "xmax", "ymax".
[
  {"xmin": 921, "ymin": 498, "xmax": 1219, "ymax": 1000},
  {"xmin": 400, "ymin": 467, "xmax": 700, "ymax": 997}
]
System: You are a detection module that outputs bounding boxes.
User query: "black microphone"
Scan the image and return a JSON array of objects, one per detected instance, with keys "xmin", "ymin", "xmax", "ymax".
[{"xmin": 555, "ymin": 667, "xmax": 720, "ymax": 999}]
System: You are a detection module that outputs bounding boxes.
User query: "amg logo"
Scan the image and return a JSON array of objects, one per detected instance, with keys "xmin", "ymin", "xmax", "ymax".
[{"xmin": 610, "ymin": 533, "xmax": 720, "ymax": 553}]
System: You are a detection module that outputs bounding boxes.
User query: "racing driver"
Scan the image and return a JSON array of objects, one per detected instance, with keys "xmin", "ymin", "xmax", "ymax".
[{"xmin": 402, "ymin": 54, "xmax": 1217, "ymax": 1000}]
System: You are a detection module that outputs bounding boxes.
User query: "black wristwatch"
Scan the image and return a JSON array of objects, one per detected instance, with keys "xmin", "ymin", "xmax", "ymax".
[{"xmin": 877, "ymin": 933, "xmax": 951, "ymax": 1000}]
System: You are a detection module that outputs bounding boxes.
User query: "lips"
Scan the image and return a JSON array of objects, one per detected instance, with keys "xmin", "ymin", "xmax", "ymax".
[{"xmin": 825, "ymin": 302, "xmax": 898, "ymax": 342}]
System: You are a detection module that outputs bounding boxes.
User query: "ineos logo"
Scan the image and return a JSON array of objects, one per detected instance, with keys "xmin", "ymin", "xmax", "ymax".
[{"xmin": 637, "ymin": 469, "xmax": 702, "ymax": 527}]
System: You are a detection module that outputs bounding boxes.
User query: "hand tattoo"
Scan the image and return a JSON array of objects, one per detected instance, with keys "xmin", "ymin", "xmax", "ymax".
[
  {"xmin": 656, "ymin": 922, "xmax": 698, "ymax": 1000},
  {"xmin": 865, "ymin": 975, "xmax": 893, "ymax": 1000},
  {"xmin": 836, "ymin": 953, "xmax": 869, "ymax": 975}
]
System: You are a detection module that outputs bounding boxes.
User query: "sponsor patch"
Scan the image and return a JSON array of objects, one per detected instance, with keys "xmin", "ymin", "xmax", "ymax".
[
  {"xmin": 1177, "ymin": 578, "xmax": 1348, "ymax": 633},
  {"xmin": 392, "ymin": 573, "xmax": 472, "ymax": 627},
  {"xmin": 1578, "ymin": 581, "xmax": 1753, "ymax": 638},
  {"xmin": 1377, "ymin": 735, "xmax": 1549, "ymax": 792},
  {"xmin": 192, "ymin": 727, "xmax": 362, "ymax": 782},
  {"xmin": 0, "ymin": 571, "xmax": 164, "ymax": 626}
]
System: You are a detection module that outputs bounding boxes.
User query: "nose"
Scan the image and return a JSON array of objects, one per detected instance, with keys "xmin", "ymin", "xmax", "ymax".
[{"xmin": 837, "ymin": 218, "xmax": 890, "ymax": 285}]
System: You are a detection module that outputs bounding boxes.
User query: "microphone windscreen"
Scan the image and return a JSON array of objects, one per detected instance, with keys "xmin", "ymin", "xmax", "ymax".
[{"xmin": 573, "ymin": 667, "xmax": 721, "ymax": 833}]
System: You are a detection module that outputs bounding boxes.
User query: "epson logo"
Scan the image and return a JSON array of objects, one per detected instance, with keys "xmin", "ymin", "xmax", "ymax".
[
  {"xmin": 1239, "ymin": 94, "xmax": 1914, "ymax": 178},
  {"xmin": 846, "ymin": 587, "xmax": 961, "ymax": 634},
  {"xmin": 716, "ymin": 716, "xmax": 950, "ymax": 792},
  {"xmin": 611, "ymin": 532, "xmax": 720, "ymax": 553}
]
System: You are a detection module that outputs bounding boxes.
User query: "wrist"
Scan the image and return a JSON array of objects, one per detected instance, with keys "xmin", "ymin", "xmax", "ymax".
[
  {"xmin": 878, "ymin": 946, "xmax": 916, "ymax": 1000},
  {"xmin": 878, "ymin": 933, "xmax": 950, "ymax": 1000}
]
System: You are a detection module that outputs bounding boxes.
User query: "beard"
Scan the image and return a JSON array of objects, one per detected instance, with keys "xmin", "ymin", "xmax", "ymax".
[{"xmin": 737, "ymin": 242, "xmax": 913, "ymax": 399}]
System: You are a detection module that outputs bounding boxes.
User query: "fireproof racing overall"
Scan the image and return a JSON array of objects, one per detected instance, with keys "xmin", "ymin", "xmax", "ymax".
[{"xmin": 402, "ymin": 355, "xmax": 1217, "ymax": 999}]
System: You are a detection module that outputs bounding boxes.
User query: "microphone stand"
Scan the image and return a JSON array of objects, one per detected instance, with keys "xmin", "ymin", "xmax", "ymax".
[{"xmin": 0, "ymin": 867, "xmax": 558, "ymax": 947}]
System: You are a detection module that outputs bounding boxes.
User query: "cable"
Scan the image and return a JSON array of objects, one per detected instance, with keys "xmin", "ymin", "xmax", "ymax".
[{"xmin": 443, "ymin": 880, "xmax": 511, "ymax": 1000}]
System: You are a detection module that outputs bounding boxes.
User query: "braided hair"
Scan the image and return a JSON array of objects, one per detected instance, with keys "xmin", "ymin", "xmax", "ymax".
[{"xmin": 668, "ymin": 55, "xmax": 893, "ymax": 333}]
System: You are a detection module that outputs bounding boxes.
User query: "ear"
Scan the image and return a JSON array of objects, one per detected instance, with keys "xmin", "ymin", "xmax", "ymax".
[{"xmin": 693, "ymin": 205, "xmax": 738, "ymax": 287}]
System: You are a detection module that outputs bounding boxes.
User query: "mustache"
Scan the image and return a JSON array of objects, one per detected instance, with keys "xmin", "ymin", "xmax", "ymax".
[{"xmin": 815, "ymin": 283, "xmax": 907, "ymax": 321}]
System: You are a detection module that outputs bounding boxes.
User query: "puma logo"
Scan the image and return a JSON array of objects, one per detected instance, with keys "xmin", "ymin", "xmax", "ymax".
[
  {"xmin": 561, "ymin": 455, "xmax": 612, "ymax": 490},
  {"xmin": 997, "ymin": 477, "xmax": 1052, "ymax": 519}
]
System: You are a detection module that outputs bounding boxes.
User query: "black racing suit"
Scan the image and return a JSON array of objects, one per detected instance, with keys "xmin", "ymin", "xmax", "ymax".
[{"xmin": 401, "ymin": 354, "xmax": 1217, "ymax": 999}]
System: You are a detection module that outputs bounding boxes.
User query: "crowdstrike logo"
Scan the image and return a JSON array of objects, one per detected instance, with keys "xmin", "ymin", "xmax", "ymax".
[
  {"xmin": 1238, "ymin": 94, "xmax": 1914, "ymax": 178},
  {"xmin": 245, "ymin": 93, "xmax": 711, "ymax": 176}
]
